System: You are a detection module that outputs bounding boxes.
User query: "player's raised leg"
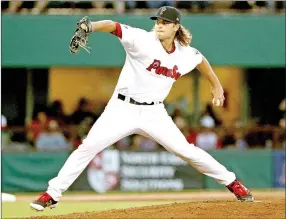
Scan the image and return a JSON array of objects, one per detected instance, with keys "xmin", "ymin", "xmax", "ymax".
[
  {"xmin": 140, "ymin": 106, "xmax": 254, "ymax": 202},
  {"xmin": 30, "ymin": 99, "xmax": 138, "ymax": 211}
]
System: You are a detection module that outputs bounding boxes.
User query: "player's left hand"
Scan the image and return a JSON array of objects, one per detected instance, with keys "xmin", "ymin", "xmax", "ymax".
[
  {"xmin": 211, "ymin": 86, "xmax": 225, "ymax": 107},
  {"xmin": 69, "ymin": 16, "xmax": 92, "ymax": 54}
]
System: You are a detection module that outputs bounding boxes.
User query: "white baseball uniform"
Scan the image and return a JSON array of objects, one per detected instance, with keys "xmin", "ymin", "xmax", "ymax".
[{"xmin": 47, "ymin": 23, "xmax": 236, "ymax": 200}]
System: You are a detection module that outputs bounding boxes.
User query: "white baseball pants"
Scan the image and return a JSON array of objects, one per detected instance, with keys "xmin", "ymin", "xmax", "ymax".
[{"xmin": 47, "ymin": 97, "xmax": 235, "ymax": 201}]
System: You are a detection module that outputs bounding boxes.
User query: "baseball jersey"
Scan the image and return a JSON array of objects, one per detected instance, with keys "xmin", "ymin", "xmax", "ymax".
[{"xmin": 111, "ymin": 23, "xmax": 203, "ymax": 103}]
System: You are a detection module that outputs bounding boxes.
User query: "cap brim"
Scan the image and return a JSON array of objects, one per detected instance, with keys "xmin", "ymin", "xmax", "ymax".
[{"xmin": 150, "ymin": 16, "xmax": 175, "ymax": 23}]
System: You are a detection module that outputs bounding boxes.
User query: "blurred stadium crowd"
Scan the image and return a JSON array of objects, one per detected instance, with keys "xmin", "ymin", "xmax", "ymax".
[
  {"xmin": 1, "ymin": 1, "xmax": 286, "ymax": 14},
  {"xmin": 1, "ymin": 1, "xmax": 285, "ymax": 153},
  {"xmin": 2, "ymin": 97, "xmax": 285, "ymax": 153}
]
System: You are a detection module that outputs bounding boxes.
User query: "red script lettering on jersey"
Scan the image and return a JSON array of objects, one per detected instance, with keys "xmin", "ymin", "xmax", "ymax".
[{"xmin": 146, "ymin": 59, "xmax": 181, "ymax": 80}]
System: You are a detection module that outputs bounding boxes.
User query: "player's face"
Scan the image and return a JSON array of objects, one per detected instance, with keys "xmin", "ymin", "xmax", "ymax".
[{"xmin": 154, "ymin": 19, "xmax": 179, "ymax": 40}]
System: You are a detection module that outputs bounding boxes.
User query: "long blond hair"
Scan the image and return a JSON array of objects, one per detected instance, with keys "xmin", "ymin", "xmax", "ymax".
[{"xmin": 175, "ymin": 24, "xmax": 192, "ymax": 46}]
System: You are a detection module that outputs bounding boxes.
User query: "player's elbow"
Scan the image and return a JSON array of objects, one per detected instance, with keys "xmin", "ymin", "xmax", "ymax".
[{"xmin": 91, "ymin": 20, "xmax": 117, "ymax": 33}]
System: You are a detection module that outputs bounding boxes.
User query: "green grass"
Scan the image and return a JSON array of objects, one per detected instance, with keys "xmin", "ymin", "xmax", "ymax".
[
  {"xmin": 9, "ymin": 189, "xmax": 205, "ymax": 196},
  {"xmin": 11, "ymin": 188, "xmax": 282, "ymax": 197},
  {"xmin": 2, "ymin": 201, "xmax": 179, "ymax": 218}
]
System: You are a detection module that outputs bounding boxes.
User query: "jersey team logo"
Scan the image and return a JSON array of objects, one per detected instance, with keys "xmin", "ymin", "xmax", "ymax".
[
  {"xmin": 146, "ymin": 59, "xmax": 181, "ymax": 80},
  {"xmin": 160, "ymin": 7, "xmax": 167, "ymax": 15}
]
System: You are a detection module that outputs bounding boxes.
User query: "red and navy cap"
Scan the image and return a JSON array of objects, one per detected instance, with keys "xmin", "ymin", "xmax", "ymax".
[{"xmin": 150, "ymin": 6, "xmax": 181, "ymax": 23}]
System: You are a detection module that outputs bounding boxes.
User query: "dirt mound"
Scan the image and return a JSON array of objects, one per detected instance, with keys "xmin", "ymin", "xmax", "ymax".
[{"xmin": 29, "ymin": 198, "xmax": 285, "ymax": 219}]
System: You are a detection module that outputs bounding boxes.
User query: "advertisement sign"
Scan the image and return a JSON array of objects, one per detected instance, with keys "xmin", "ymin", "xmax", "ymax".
[
  {"xmin": 87, "ymin": 150, "xmax": 203, "ymax": 192},
  {"xmin": 119, "ymin": 151, "xmax": 203, "ymax": 191}
]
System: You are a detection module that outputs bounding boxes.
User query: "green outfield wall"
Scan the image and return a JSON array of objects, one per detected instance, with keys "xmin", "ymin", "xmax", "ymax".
[
  {"xmin": 2, "ymin": 14, "xmax": 285, "ymax": 67},
  {"xmin": 2, "ymin": 152, "xmax": 70, "ymax": 192},
  {"xmin": 205, "ymin": 149, "xmax": 273, "ymax": 189},
  {"xmin": 2, "ymin": 149, "xmax": 281, "ymax": 192}
]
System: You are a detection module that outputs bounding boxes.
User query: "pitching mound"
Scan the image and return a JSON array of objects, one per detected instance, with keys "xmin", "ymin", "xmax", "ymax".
[{"xmin": 29, "ymin": 198, "xmax": 284, "ymax": 219}]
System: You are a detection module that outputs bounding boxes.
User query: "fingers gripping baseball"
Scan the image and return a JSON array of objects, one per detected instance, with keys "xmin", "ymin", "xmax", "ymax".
[
  {"xmin": 69, "ymin": 16, "xmax": 92, "ymax": 54},
  {"xmin": 212, "ymin": 97, "xmax": 224, "ymax": 107},
  {"xmin": 211, "ymin": 87, "xmax": 225, "ymax": 107}
]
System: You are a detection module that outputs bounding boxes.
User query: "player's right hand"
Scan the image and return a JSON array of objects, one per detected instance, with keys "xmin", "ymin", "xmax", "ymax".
[{"xmin": 211, "ymin": 86, "xmax": 225, "ymax": 107}]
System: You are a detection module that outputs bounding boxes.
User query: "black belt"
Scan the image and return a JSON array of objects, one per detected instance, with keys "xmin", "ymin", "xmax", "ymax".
[{"xmin": 118, "ymin": 94, "xmax": 162, "ymax": 105}]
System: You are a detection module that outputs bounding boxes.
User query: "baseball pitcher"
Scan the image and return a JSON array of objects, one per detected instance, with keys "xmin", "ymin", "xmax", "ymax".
[{"xmin": 30, "ymin": 6, "xmax": 254, "ymax": 211}]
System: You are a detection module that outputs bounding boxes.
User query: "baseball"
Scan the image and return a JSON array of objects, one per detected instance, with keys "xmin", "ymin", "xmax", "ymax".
[{"xmin": 212, "ymin": 98, "xmax": 221, "ymax": 106}]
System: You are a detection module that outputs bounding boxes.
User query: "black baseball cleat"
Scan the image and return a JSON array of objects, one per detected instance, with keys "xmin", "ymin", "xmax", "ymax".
[
  {"xmin": 30, "ymin": 192, "xmax": 58, "ymax": 211},
  {"xmin": 226, "ymin": 180, "xmax": 254, "ymax": 202}
]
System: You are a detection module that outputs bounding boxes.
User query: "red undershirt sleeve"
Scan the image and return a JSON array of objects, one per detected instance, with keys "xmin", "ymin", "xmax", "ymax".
[{"xmin": 110, "ymin": 22, "xmax": 122, "ymax": 39}]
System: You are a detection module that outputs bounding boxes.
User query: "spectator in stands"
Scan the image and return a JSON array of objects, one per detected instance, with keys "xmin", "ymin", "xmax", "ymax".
[
  {"xmin": 36, "ymin": 120, "xmax": 72, "ymax": 152},
  {"xmin": 1, "ymin": 115, "xmax": 8, "ymax": 131},
  {"xmin": 46, "ymin": 1, "xmax": 109, "ymax": 10},
  {"xmin": 230, "ymin": 1, "xmax": 252, "ymax": 11},
  {"xmin": 186, "ymin": 128, "xmax": 198, "ymax": 145},
  {"xmin": 1, "ymin": 115, "xmax": 10, "ymax": 149},
  {"xmin": 279, "ymin": 98, "xmax": 286, "ymax": 129},
  {"xmin": 140, "ymin": 137, "xmax": 159, "ymax": 151},
  {"xmin": 71, "ymin": 116, "xmax": 96, "ymax": 150},
  {"xmin": 114, "ymin": 136, "xmax": 132, "ymax": 150},
  {"xmin": 77, "ymin": 116, "xmax": 94, "ymax": 139},
  {"xmin": 132, "ymin": 135, "xmax": 159, "ymax": 151},
  {"xmin": 201, "ymin": 103, "xmax": 222, "ymax": 127},
  {"xmin": 276, "ymin": 1, "xmax": 286, "ymax": 12},
  {"xmin": 70, "ymin": 97, "xmax": 96, "ymax": 125},
  {"xmin": 73, "ymin": 1, "xmax": 94, "ymax": 9},
  {"xmin": 195, "ymin": 115, "xmax": 221, "ymax": 150},
  {"xmin": 221, "ymin": 130, "xmax": 236, "ymax": 148},
  {"xmin": 174, "ymin": 115, "xmax": 189, "ymax": 136},
  {"xmin": 48, "ymin": 100, "xmax": 68, "ymax": 125},
  {"xmin": 234, "ymin": 130, "xmax": 248, "ymax": 149},
  {"xmin": 171, "ymin": 107, "xmax": 182, "ymax": 119},
  {"xmin": 1, "ymin": 1, "xmax": 63, "ymax": 14},
  {"xmin": 1, "ymin": 1, "xmax": 9, "ymax": 11},
  {"xmin": 244, "ymin": 125, "xmax": 272, "ymax": 149},
  {"xmin": 1, "ymin": 1, "xmax": 24, "ymax": 13},
  {"xmin": 171, "ymin": 108, "xmax": 189, "ymax": 133},
  {"xmin": 125, "ymin": 1, "xmax": 147, "ymax": 10},
  {"xmin": 255, "ymin": 1, "xmax": 268, "ymax": 8},
  {"xmin": 146, "ymin": 1, "xmax": 175, "ymax": 9},
  {"xmin": 278, "ymin": 98, "xmax": 286, "ymax": 148},
  {"xmin": 3, "ymin": 0, "xmax": 283, "ymax": 14},
  {"xmin": 126, "ymin": 1, "xmax": 174, "ymax": 10},
  {"xmin": 2, "ymin": 1, "xmax": 37, "ymax": 13},
  {"xmin": 176, "ymin": 1, "xmax": 209, "ymax": 12},
  {"xmin": 26, "ymin": 109, "xmax": 50, "ymax": 146},
  {"xmin": 221, "ymin": 129, "xmax": 248, "ymax": 149}
]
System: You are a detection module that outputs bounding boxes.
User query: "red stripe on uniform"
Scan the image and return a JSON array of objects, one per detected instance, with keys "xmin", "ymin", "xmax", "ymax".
[{"xmin": 111, "ymin": 22, "xmax": 122, "ymax": 39}]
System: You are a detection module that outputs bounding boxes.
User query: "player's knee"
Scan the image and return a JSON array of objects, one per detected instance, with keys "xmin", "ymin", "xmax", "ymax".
[
  {"xmin": 77, "ymin": 139, "xmax": 95, "ymax": 152},
  {"xmin": 77, "ymin": 138, "xmax": 107, "ymax": 155},
  {"xmin": 172, "ymin": 143, "xmax": 197, "ymax": 160}
]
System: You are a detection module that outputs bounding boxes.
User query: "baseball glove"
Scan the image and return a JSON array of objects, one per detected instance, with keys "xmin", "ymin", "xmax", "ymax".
[{"xmin": 69, "ymin": 16, "xmax": 92, "ymax": 54}]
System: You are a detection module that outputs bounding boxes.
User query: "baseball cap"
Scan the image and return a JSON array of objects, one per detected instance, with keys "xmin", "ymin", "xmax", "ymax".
[{"xmin": 150, "ymin": 6, "xmax": 181, "ymax": 23}]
